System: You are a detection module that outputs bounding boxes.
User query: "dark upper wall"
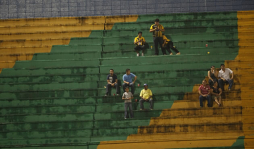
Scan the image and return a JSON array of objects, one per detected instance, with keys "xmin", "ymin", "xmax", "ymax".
[{"xmin": 0, "ymin": 0, "xmax": 254, "ymax": 19}]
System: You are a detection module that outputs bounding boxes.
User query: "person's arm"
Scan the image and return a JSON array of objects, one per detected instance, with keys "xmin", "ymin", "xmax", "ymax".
[
  {"xmin": 159, "ymin": 25, "xmax": 165, "ymax": 32},
  {"xmin": 122, "ymin": 94, "xmax": 126, "ymax": 100},
  {"xmin": 114, "ymin": 79, "xmax": 118, "ymax": 85},
  {"xmin": 150, "ymin": 25, "xmax": 156, "ymax": 32},
  {"xmin": 219, "ymin": 88, "xmax": 222, "ymax": 95},
  {"xmin": 231, "ymin": 71, "xmax": 234, "ymax": 79},
  {"xmin": 123, "ymin": 75, "xmax": 129, "ymax": 84},
  {"xmin": 208, "ymin": 71, "xmax": 213, "ymax": 81},
  {"xmin": 107, "ymin": 79, "xmax": 111, "ymax": 84},
  {"xmin": 210, "ymin": 89, "xmax": 215, "ymax": 95},
  {"xmin": 140, "ymin": 90, "xmax": 143, "ymax": 99},
  {"xmin": 142, "ymin": 37, "xmax": 146, "ymax": 44},
  {"xmin": 131, "ymin": 95, "xmax": 134, "ymax": 99},
  {"xmin": 134, "ymin": 38, "xmax": 139, "ymax": 45},
  {"xmin": 132, "ymin": 75, "xmax": 137, "ymax": 84},
  {"xmin": 199, "ymin": 87, "xmax": 206, "ymax": 97},
  {"xmin": 149, "ymin": 90, "xmax": 153, "ymax": 98},
  {"xmin": 218, "ymin": 72, "xmax": 225, "ymax": 81}
]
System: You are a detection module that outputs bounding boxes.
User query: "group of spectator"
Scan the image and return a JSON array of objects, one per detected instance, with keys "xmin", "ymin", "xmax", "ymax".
[
  {"xmin": 134, "ymin": 19, "xmax": 181, "ymax": 56},
  {"xmin": 199, "ymin": 64, "xmax": 234, "ymax": 107},
  {"xmin": 105, "ymin": 69, "xmax": 153, "ymax": 119}
]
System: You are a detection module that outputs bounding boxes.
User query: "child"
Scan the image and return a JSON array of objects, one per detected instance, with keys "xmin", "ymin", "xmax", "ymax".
[
  {"xmin": 122, "ymin": 87, "xmax": 134, "ymax": 119},
  {"xmin": 162, "ymin": 33, "xmax": 180, "ymax": 55}
]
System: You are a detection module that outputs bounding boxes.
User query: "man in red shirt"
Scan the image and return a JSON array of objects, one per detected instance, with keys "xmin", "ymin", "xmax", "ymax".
[{"xmin": 198, "ymin": 80, "xmax": 212, "ymax": 107}]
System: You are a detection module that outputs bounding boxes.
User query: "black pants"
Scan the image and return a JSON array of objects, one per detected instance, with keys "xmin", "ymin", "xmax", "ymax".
[
  {"xmin": 209, "ymin": 78, "xmax": 218, "ymax": 88},
  {"xmin": 106, "ymin": 83, "xmax": 119, "ymax": 95},
  {"xmin": 153, "ymin": 37, "xmax": 165, "ymax": 55},
  {"xmin": 134, "ymin": 45, "xmax": 145, "ymax": 52},
  {"xmin": 165, "ymin": 41, "xmax": 179, "ymax": 54}
]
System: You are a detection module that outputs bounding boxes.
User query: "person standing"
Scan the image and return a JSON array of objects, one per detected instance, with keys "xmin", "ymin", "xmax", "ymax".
[
  {"xmin": 198, "ymin": 80, "xmax": 212, "ymax": 107},
  {"xmin": 105, "ymin": 69, "xmax": 119, "ymax": 96},
  {"xmin": 122, "ymin": 87, "xmax": 134, "ymax": 119},
  {"xmin": 139, "ymin": 84, "xmax": 153, "ymax": 110},
  {"xmin": 134, "ymin": 31, "xmax": 146, "ymax": 57},
  {"xmin": 208, "ymin": 66, "xmax": 218, "ymax": 88},
  {"xmin": 150, "ymin": 18, "xmax": 166, "ymax": 55},
  {"xmin": 122, "ymin": 69, "xmax": 137, "ymax": 94},
  {"xmin": 218, "ymin": 64, "xmax": 234, "ymax": 91},
  {"xmin": 162, "ymin": 33, "xmax": 180, "ymax": 55}
]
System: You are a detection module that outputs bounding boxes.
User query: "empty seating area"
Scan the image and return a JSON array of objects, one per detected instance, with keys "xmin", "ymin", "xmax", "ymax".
[{"xmin": 0, "ymin": 10, "xmax": 254, "ymax": 149}]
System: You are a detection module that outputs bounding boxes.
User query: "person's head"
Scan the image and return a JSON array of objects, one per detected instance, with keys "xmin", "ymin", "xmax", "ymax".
[
  {"xmin": 210, "ymin": 65, "xmax": 215, "ymax": 71},
  {"xmin": 220, "ymin": 64, "xmax": 225, "ymax": 70},
  {"xmin": 109, "ymin": 69, "xmax": 114, "ymax": 75},
  {"xmin": 125, "ymin": 87, "xmax": 129, "ymax": 92},
  {"xmin": 155, "ymin": 18, "xmax": 159, "ymax": 25},
  {"xmin": 126, "ymin": 69, "xmax": 130, "ymax": 75},
  {"xmin": 202, "ymin": 79, "xmax": 207, "ymax": 86},
  {"xmin": 144, "ymin": 84, "xmax": 148, "ymax": 90},
  {"xmin": 138, "ymin": 31, "xmax": 142, "ymax": 37},
  {"xmin": 213, "ymin": 81, "xmax": 218, "ymax": 87}
]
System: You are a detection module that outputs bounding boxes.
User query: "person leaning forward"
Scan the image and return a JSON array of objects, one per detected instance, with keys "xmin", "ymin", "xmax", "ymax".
[{"xmin": 150, "ymin": 18, "xmax": 166, "ymax": 55}]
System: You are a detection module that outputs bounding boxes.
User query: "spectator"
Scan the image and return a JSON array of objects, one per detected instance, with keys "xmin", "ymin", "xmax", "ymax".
[
  {"xmin": 150, "ymin": 18, "xmax": 166, "ymax": 55},
  {"xmin": 105, "ymin": 69, "xmax": 119, "ymax": 96},
  {"xmin": 123, "ymin": 69, "xmax": 137, "ymax": 94},
  {"xmin": 218, "ymin": 64, "xmax": 234, "ymax": 91},
  {"xmin": 139, "ymin": 84, "xmax": 153, "ymax": 110},
  {"xmin": 210, "ymin": 82, "xmax": 222, "ymax": 107},
  {"xmin": 122, "ymin": 87, "xmax": 134, "ymax": 119},
  {"xmin": 162, "ymin": 33, "xmax": 180, "ymax": 55},
  {"xmin": 208, "ymin": 66, "xmax": 218, "ymax": 88},
  {"xmin": 134, "ymin": 31, "xmax": 146, "ymax": 57},
  {"xmin": 198, "ymin": 80, "xmax": 212, "ymax": 107}
]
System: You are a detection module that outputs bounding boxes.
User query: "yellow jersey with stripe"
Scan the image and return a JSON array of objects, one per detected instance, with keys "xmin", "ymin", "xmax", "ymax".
[
  {"xmin": 162, "ymin": 35, "xmax": 170, "ymax": 44},
  {"xmin": 150, "ymin": 24, "xmax": 164, "ymax": 37},
  {"xmin": 134, "ymin": 36, "xmax": 146, "ymax": 46}
]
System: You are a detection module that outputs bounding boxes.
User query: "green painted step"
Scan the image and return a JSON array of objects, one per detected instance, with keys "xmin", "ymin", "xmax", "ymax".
[
  {"xmin": 0, "ymin": 74, "xmax": 100, "ymax": 84},
  {"xmin": 112, "ymin": 19, "xmax": 237, "ymax": 30},
  {"xmin": 0, "ymin": 89, "xmax": 98, "ymax": 100},
  {"xmin": 103, "ymin": 40, "xmax": 238, "ymax": 51},
  {"xmin": 69, "ymin": 37, "xmax": 102, "ymax": 45},
  {"xmin": 13, "ymin": 60, "xmax": 99, "ymax": 69},
  {"xmin": 0, "ymin": 67, "xmax": 99, "ymax": 77},
  {"xmin": 51, "ymin": 45, "xmax": 102, "ymax": 53},
  {"xmin": 32, "ymin": 52, "xmax": 101, "ymax": 60},
  {"xmin": 100, "ymin": 54, "xmax": 237, "ymax": 66}
]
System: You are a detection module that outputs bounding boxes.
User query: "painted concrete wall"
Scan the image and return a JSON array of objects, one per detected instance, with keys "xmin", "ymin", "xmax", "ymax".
[{"xmin": 0, "ymin": 0, "xmax": 254, "ymax": 19}]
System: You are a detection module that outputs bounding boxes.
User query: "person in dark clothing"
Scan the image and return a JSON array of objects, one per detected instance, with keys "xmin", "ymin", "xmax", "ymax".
[
  {"xmin": 149, "ymin": 18, "xmax": 166, "ymax": 55},
  {"xmin": 210, "ymin": 82, "xmax": 222, "ymax": 107},
  {"xmin": 162, "ymin": 33, "xmax": 180, "ymax": 55},
  {"xmin": 105, "ymin": 69, "xmax": 119, "ymax": 96},
  {"xmin": 208, "ymin": 66, "xmax": 218, "ymax": 88}
]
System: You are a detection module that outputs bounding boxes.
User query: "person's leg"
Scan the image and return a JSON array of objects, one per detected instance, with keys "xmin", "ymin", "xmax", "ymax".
[
  {"xmin": 149, "ymin": 98, "xmax": 153, "ymax": 109},
  {"xmin": 115, "ymin": 83, "xmax": 119, "ymax": 94},
  {"xmin": 218, "ymin": 79, "xmax": 225, "ymax": 91},
  {"xmin": 207, "ymin": 95, "xmax": 212, "ymax": 107},
  {"xmin": 124, "ymin": 103, "xmax": 128, "ymax": 118},
  {"xmin": 169, "ymin": 41, "xmax": 180, "ymax": 54},
  {"xmin": 140, "ymin": 45, "xmax": 145, "ymax": 56},
  {"xmin": 123, "ymin": 83, "xmax": 128, "ymax": 93},
  {"xmin": 199, "ymin": 95, "xmax": 204, "ymax": 107},
  {"xmin": 139, "ymin": 98, "xmax": 145, "ymax": 110},
  {"xmin": 153, "ymin": 37, "xmax": 159, "ymax": 55},
  {"xmin": 213, "ymin": 96, "xmax": 220, "ymax": 105},
  {"xmin": 165, "ymin": 42, "xmax": 172, "ymax": 54},
  {"xmin": 129, "ymin": 103, "xmax": 134, "ymax": 118},
  {"xmin": 106, "ymin": 84, "xmax": 111, "ymax": 96},
  {"xmin": 208, "ymin": 79, "xmax": 214, "ymax": 88},
  {"xmin": 227, "ymin": 79, "xmax": 233, "ymax": 90},
  {"xmin": 129, "ymin": 83, "xmax": 135, "ymax": 95},
  {"xmin": 158, "ymin": 37, "xmax": 166, "ymax": 55},
  {"xmin": 218, "ymin": 95, "xmax": 222, "ymax": 106},
  {"xmin": 134, "ymin": 46, "xmax": 141, "ymax": 56}
]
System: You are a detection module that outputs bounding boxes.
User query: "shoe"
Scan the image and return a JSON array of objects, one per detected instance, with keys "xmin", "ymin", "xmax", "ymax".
[
  {"xmin": 150, "ymin": 108, "xmax": 153, "ymax": 110},
  {"xmin": 137, "ymin": 53, "xmax": 140, "ymax": 57},
  {"xmin": 116, "ymin": 94, "xmax": 119, "ymax": 96},
  {"xmin": 176, "ymin": 52, "xmax": 181, "ymax": 55},
  {"xmin": 124, "ymin": 117, "xmax": 127, "ymax": 119},
  {"xmin": 104, "ymin": 94, "xmax": 108, "ymax": 96},
  {"xmin": 142, "ymin": 53, "xmax": 144, "ymax": 56},
  {"xmin": 170, "ymin": 53, "xmax": 173, "ymax": 55},
  {"xmin": 140, "ymin": 109, "xmax": 143, "ymax": 110}
]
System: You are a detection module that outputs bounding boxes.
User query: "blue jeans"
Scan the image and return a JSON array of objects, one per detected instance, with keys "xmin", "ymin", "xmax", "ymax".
[
  {"xmin": 125, "ymin": 102, "xmax": 134, "ymax": 118},
  {"xmin": 199, "ymin": 95, "xmax": 212, "ymax": 107},
  {"xmin": 218, "ymin": 79, "xmax": 233, "ymax": 91}
]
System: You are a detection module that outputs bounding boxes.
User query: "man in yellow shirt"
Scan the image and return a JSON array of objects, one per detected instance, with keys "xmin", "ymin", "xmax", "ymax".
[
  {"xmin": 162, "ymin": 33, "xmax": 180, "ymax": 55},
  {"xmin": 149, "ymin": 18, "xmax": 166, "ymax": 55},
  {"xmin": 139, "ymin": 84, "xmax": 153, "ymax": 110},
  {"xmin": 134, "ymin": 31, "xmax": 146, "ymax": 57}
]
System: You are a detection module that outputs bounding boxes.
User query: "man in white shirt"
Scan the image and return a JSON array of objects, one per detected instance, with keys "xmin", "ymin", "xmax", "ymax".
[{"xmin": 218, "ymin": 64, "xmax": 234, "ymax": 91}]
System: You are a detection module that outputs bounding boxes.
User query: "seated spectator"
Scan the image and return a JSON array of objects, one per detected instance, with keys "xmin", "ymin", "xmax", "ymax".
[
  {"xmin": 218, "ymin": 64, "xmax": 234, "ymax": 91},
  {"xmin": 134, "ymin": 31, "xmax": 146, "ymax": 57},
  {"xmin": 208, "ymin": 65, "xmax": 218, "ymax": 88},
  {"xmin": 198, "ymin": 80, "xmax": 212, "ymax": 107},
  {"xmin": 123, "ymin": 69, "xmax": 137, "ymax": 94},
  {"xmin": 210, "ymin": 82, "xmax": 222, "ymax": 107},
  {"xmin": 139, "ymin": 84, "xmax": 153, "ymax": 110},
  {"xmin": 162, "ymin": 33, "xmax": 180, "ymax": 55},
  {"xmin": 122, "ymin": 87, "xmax": 134, "ymax": 119},
  {"xmin": 105, "ymin": 69, "xmax": 119, "ymax": 96}
]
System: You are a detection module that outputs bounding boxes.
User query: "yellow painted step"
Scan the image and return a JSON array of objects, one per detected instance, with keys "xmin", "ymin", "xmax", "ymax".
[
  {"xmin": 0, "ymin": 30, "xmax": 92, "ymax": 40},
  {"xmin": 0, "ymin": 54, "xmax": 33, "ymax": 61},
  {"xmin": 0, "ymin": 46, "xmax": 51, "ymax": 54},
  {"xmin": 0, "ymin": 61, "xmax": 15, "ymax": 68},
  {"xmin": 226, "ymin": 60, "xmax": 254, "ymax": 68}
]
